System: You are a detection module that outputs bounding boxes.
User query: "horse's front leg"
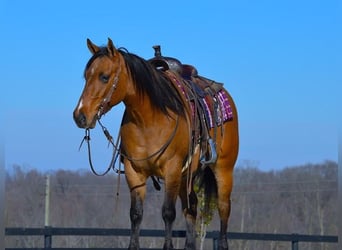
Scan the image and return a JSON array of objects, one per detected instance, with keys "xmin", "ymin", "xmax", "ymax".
[
  {"xmin": 125, "ymin": 161, "xmax": 147, "ymax": 250},
  {"xmin": 128, "ymin": 186, "xmax": 146, "ymax": 250},
  {"xmin": 162, "ymin": 196, "xmax": 176, "ymax": 250}
]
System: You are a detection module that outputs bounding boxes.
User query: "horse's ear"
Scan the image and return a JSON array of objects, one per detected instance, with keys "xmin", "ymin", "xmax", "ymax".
[
  {"xmin": 87, "ymin": 38, "xmax": 100, "ymax": 55},
  {"xmin": 107, "ymin": 38, "xmax": 117, "ymax": 57}
]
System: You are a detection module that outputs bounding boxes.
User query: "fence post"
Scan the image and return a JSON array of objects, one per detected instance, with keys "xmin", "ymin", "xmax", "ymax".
[
  {"xmin": 45, "ymin": 175, "xmax": 50, "ymax": 227},
  {"xmin": 44, "ymin": 175, "xmax": 51, "ymax": 248},
  {"xmin": 44, "ymin": 226, "xmax": 52, "ymax": 248},
  {"xmin": 212, "ymin": 237, "xmax": 218, "ymax": 250},
  {"xmin": 292, "ymin": 240, "xmax": 299, "ymax": 250}
]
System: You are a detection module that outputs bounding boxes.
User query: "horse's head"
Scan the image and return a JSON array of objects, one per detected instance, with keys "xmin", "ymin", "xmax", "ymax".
[{"xmin": 73, "ymin": 38, "xmax": 127, "ymax": 129}]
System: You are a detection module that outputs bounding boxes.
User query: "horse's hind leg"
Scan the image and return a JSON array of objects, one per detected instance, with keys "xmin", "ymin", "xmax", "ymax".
[
  {"xmin": 162, "ymin": 165, "xmax": 183, "ymax": 250},
  {"xmin": 213, "ymin": 114, "xmax": 238, "ymax": 250},
  {"xmin": 214, "ymin": 164, "xmax": 234, "ymax": 250},
  {"xmin": 179, "ymin": 179, "xmax": 197, "ymax": 250}
]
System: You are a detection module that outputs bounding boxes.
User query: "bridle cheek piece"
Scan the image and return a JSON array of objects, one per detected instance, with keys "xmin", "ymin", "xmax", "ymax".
[{"xmin": 97, "ymin": 67, "xmax": 121, "ymax": 119}]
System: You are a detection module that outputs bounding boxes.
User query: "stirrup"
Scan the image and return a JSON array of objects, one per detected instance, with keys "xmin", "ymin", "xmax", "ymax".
[{"xmin": 200, "ymin": 138, "xmax": 217, "ymax": 165}]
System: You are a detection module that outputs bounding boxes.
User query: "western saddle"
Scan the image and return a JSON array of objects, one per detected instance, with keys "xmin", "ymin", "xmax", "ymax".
[{"xmin": 148, "ymin": 45, "xmax": 226, "ymax": 165}]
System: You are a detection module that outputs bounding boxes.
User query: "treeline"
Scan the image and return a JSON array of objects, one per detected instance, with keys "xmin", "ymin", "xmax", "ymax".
[{"xmin": 5, "ymin": 161, "xmax": 337, "ymax": 250}]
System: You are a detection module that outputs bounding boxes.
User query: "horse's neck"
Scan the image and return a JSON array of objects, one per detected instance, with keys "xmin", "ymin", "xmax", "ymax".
[{"xmin": 123, "ymin": 94, "xmax": 165, "ymax": 128}]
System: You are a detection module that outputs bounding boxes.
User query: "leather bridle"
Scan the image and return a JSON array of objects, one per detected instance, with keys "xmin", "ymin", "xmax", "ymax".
[{"xmin": 97, "ymin": 67, "xmax": 121, "ymax": 119}]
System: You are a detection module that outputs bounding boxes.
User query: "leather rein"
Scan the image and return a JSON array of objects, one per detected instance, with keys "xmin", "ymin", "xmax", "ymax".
[{"xmin": 78, "ymin": 67, "xmax": 179, "ymax": 177}]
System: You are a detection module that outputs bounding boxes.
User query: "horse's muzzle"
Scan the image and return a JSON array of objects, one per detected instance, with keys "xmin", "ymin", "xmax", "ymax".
[
  {"xmin": 73, "ymin": 110, "xmax": 97, "ymax": 129},
  {"xmin": 73, "ymin": 111, "xmax": 88, "ymax": 128}
]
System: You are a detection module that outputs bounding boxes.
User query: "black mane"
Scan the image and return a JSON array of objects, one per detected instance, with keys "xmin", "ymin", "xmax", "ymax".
[{"xmin": 84, "ymin": 47, "xmax": 185, "ymax": 117}]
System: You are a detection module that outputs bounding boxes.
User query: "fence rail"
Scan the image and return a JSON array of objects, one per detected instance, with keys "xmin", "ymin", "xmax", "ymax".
[{"xmin": 5, "ymin": 227, "xmax": 338, "ymax": 250}]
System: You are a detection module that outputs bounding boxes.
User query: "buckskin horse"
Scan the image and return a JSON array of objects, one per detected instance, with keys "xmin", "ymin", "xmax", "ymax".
[{"xmin": 73, "ymin": 38, "xmax": 239, "ymax": 250}]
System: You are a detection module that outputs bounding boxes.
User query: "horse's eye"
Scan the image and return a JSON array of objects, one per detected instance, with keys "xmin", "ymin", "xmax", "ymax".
[{"xmin": 100, "ymin": 74, "xmax": 109, "ymax": 83}]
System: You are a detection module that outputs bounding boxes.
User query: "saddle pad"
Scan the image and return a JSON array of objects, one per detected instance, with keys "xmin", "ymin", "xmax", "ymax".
[
  {"xmin": 169, "ymin": 72, "xmax": 233, "ymax": 128},
  {"xmin": 202, "ymin": 90, "xmax": 233, "ymax": 128}
]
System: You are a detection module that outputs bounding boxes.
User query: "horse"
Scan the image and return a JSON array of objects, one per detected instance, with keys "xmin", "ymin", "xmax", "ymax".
[{"xmin": 73, "ymin": 38, "xmax": 239, "ymax": 250}]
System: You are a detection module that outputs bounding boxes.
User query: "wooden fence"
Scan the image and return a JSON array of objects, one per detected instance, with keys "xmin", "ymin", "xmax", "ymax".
[{"xmin": 5, "ymin": 227, "xmax": 338, "ymax": 250}]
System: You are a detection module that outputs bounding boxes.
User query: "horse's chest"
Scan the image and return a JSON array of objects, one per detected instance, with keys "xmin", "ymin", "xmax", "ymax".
[{"xmin": 121, "ymin": 129, "xmax": 167, "ymax": 159}]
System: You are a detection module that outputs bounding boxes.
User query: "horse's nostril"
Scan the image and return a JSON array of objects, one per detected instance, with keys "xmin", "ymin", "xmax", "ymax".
[{"xmin": 74, "ymin": 111, "xmax": 87, "ymax": 128}]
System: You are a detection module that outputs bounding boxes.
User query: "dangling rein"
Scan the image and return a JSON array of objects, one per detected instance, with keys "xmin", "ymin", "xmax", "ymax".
[
  {"xmin": 79, "ymin": 115, "xmax": 180, "ymax": 173},
  {"xmin": 78, "ymin": 115, "xmax": 180, "ymax": 191},
  {"xmin": 78, "ymin": 118, "xmax": 123, "ymax": 176}
]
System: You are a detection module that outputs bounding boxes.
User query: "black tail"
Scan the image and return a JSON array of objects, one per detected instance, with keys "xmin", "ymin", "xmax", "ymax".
[{"xmin": 195, "ymin": 166, "xmax": 217, "ymax": 217}]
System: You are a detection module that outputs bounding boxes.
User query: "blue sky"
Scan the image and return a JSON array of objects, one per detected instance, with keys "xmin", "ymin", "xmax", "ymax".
[{"xmin": 1, "ymin": 0, "xmax": 340, "ymax": 172}]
